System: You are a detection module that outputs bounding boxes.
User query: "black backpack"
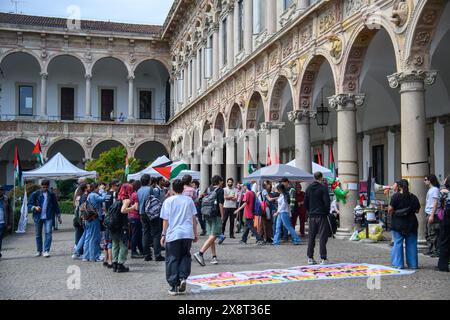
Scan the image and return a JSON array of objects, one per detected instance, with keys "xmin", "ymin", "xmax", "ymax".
[{"xmin": 104, "ymin": 200, "xmax": 124, "ymax": 231}]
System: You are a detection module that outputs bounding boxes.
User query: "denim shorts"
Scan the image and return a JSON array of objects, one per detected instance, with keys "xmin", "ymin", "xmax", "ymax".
[{"xmin": 101, "ymin": 230, "xmax": 112, "ymax": 250}]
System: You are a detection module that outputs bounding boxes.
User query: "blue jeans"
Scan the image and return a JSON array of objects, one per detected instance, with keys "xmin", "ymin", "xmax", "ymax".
[
  {"xmin": 83, "ymin": 219, "xmax": 101, "ymax": 261},
  {"xmin": 391, "ymin": 231, "xmax": 418, "ymax": 269},
  {"xmin": 272, "ymin": 215, "xmax": 288, "ymax": 241},
  {"xmin": 35, "ymin": 219, "xmax": 53, "ymax": 253},
  {"xmin": 273, "ymin": 212, "xmax": 301, "ymax": 245},
  {"xmin": 0, "ymin": 223, "xmax": 5, "ymax": 252},
  {"xmin": 75, "ymin": 228, "xmax": 86, "ymax": 255}
]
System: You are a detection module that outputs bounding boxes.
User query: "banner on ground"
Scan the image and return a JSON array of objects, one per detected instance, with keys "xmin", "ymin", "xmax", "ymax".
[{"xmin": 187, "ymin": 264, "xmax": 415, "ymax": 291}]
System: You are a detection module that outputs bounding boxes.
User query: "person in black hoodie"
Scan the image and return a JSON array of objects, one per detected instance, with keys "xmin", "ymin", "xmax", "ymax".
[{"xmin": 304, "ymin": 172, "xmax": 331, "ymax": 265}]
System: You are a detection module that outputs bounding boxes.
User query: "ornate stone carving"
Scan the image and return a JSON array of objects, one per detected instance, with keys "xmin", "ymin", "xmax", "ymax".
[
  {"xmin": 387, "ymin": 70, "xmax": 437, "ymax": 88},
  {"xmin": 391, "ymin": 0, "xmax": 409, "ymax": 28},
  {"xmin": 344, "ymin": 0, "xmax": 366, "ymax": 19},
  {"xmin": 318, "ymin": 4, "xmax": 337, "ymax": 34},
  {"xmin": 288, "ymin": 110, "xmax": 317, "ymax": 123},
  {"xmin": 259, "ymin": 79, "xmax": 269, "ymax": 98},
  {"xmin": 39, "ymin": 135, "xmax": 48, "ymax": 146},
  {"xmin": 327, "ymin": 35, "xmax": 342, "ymax": 59},
  {"xmin": 127, "ymin": 137, "xmax": 136, "ymax": 147},
  {"xmin": 328, "ymin": 94, "xmax": 366, "ymax": 110},
  {"xmin": 85, "ymin": 137, "xmax": 93, "ymax": 147}
]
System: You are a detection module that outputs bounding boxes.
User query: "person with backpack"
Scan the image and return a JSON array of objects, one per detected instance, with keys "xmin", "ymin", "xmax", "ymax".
[
  {"xmin": 108, "ymin": 183, "xmax": 136, "ymax": 273},
  {"xmin": 82, "ymin": 183, "xmax": 107, "ymax": 262},
  {"xmin": 72, "ymin": 184, "xmax": 91, "ymax": 259},
  {"xmin": 273, "ymin": 183, "xmax": 301, "ymax": 246},
  {"xmin": 28, "ymin": 180, "xmax": 61, "ymax": 258},
  {"xmin": 137, "ymin": 174, "xmax": 157, "ymax": 262},
  {"xmin": 236, "ymin": 183, "xmax": 264, "ymax": 245},
  {"xmin": 388, "ymin": 179, "xmax": 421, "ymax": 269},
  {"xmin": 129, "ymin": 180, "xmax": 144, "ymax": 259},
  {"xmin": 260, "ymin": 181, "xmax": 274, "ymax": 243},
  {"xmin": 424, "ymin": 174, "xmax": 441, "ymax": 257},
  {"xmin": 437, "ymin": 176, "xmax": 450, "ymax": 272},
  {"xmin": 304, "ymin": 172, "xmax": 331, "ymax": 265},
  {"xmin": 160, "ymin": 179, "xmax": 199, "ymax": 295},
  {"xmin": 193, "ymin": 175, "xmax": 225, "ymax": 266},
  {"xmin": 192, "ymin": 180, "xmax": 206, "ymax": 236}
]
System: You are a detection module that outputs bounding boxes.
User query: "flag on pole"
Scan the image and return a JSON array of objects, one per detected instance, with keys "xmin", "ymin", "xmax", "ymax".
[
  {"xmin": 14, "ymin": 146, "xmax": 22, "ymax": 187},
  {"xmin": 247, "ymin": 147, "xmax": 256, "ymax": 174},
  {"xmin": 317, "ymin": 148, "xmax": 323, "ymax": 167},
  {"xmin": 32, "ymin": 139, "xmax": 44, "ymax": 167},
  {"xmin": 16, "ymin": 188, "xmax": 28, "ymax": 234},
  {"xmin": 266, "ymin": 147, "xmax": 272, "ymax": 166},
  {"xmin": 124, "ymin": 154, "xmax": 130, "ymax": 176},
  {"xmin": 329, "ymin": 144, "xmax": 336, "ymax": 179}
]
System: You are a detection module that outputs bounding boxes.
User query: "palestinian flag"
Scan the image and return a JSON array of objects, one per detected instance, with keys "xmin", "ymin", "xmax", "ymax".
[
  {"xmin": 32, "ymin": 139, "xmax": 44, "ymax": 167},
  {"xmin": 247, "ymin": 147, "xmax": 256, "ymax": 174},
  {"xmin": 154, "ymin": 160, "xmax": 188, "ymax": 180},
  {"xmin": 125, "ymin": 154, "xmax": 130, "ymax": 176},
  {"xmin": 317, "ymin": 148, "xmax": 323, "ymax": 167},
  {"xmin": 14, "ymin": 146, "xmax": 22, "ymax": 187},
  {"xmin": 329, "ymin": 144, "xmax": 336, "ymax": 179}
]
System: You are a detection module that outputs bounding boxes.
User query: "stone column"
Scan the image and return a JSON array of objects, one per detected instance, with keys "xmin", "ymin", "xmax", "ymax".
[
  {"xmin": 191, "ymin": 150, "xmax": 201, "ymax": 172},
  {"xmin": 270, "ymin": 122, "xmax": 285, "ymax": 164},
  {"xmin": 227, "ymin": 5, "xmax": 235, "ymax": 69},
  {"xmin": 244, "ymin": 0, "xmax": 253, "ymax": 56},
  {"xmin": 328, "ymin": 93, "xmax": 365, "ymax": 239},
  {"xmin": 212, "ymin": 141, "xmax": 224, "ymax": 178},
  {"xmin": 128, "ymin": 75, "xmax": 135, "ymax": 121},
  {"xmin": 200, "ymin": 146, "xmax": 211, "ymax": 192},
  {"xmin": 387, "ymin": 128, "xmax": 396, "ymax": 184},
  {"xmin": 184, "ymin": 65, "xmax": 189, "ymax": 105},
  {"xmin": 234, "ymin": 2, "xmax": 240, "ymax": 58},
  {"xmin": 388, "ymin": 70, "xmax": 437, "ymax": 247},
  {"xmin": 192, "ymin": 56, "xmax": 197, "ymax": 99},
  {"xmin": 260, "ymin": 122, "xmax": 272, "ymax": 166},
  {"xmin": 85, "ymin": 74, "xmax": 92, "ymax": 119},
  {"xmin": 288, "ymin": 110, "xmax": 315, "ymax": 173},
  {"xmin": 266, "ymin": 0, "xmax": 277, "ymax": 35},
  {"xmin": 40, "ymin": 72, "xmax": 48, "ymax": 119},
  {"xmin": 225, "ymin": 135, "xmax": 237, "ymax": 182},
  {"xmin": 212, "ymin": 23, "xmax": 220, "ymax": 81}
]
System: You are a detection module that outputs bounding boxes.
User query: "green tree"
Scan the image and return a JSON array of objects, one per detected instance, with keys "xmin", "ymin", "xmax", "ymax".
[{"xmin": 85, "ymin": 146, "xmax": 142, "ymax": 183}]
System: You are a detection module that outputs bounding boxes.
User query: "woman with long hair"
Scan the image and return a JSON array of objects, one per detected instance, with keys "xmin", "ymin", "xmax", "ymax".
[
  {"xmin": 437, "ymin": 176, "xmax": 450, "ymax": 272},
  {"xmin": 112, "ymin": 183, "xmax": 137, "ymax": 273},
  {"xmin": 272, "ymin": 184, "xmax": 301, "ymax": 246},
  {"xmin": 388, "ymin": 179, "xmax": 421, "ymax": 269}
]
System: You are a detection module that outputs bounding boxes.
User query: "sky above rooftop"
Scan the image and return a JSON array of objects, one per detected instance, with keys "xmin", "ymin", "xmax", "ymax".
[{"xmin": 0, "ymin": 0, "xmax": 175, "ymax": 25}]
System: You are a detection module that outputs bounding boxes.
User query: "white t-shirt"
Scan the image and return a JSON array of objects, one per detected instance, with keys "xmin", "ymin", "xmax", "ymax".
[
  {"xmin": 277, "ymin": 194, "xmax": 289, "ymax": 214},
  {"xmin": 224, "ymin": 187, "xmax": 237, "ymax": 209},
  {"xmin": 160, "ymin": 194, "xmax": 197, "ymax": 243},
  {"xmin": 425, "ymin": 186, "xmax": 440, "ymax": 215}
]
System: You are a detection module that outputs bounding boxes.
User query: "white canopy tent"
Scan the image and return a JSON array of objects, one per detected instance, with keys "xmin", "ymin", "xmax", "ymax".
[
  {"xmin": 21, "ymin": 152, "xmax": 97, "ymax": 181},
  {"xmin": 172, "ymin": 170, "xmax": 201, "ymax": 181},
  {"xmin": 287, "ymin": 160, "xmax": 334, "ymax": 179}
]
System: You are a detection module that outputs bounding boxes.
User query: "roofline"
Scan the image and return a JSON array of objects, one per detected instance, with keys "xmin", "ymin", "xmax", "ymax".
[{"xmin": 161, "ymin": 0, "xmax": 183, "ymax": 40}]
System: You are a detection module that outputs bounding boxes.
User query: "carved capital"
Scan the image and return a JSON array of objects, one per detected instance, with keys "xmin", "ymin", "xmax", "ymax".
[
  {"xmin": 328, "ymin": 94, "xmax": 365, "ymax": 110},
  {"xmin": 259, "ymin": 122, "xmax": 285, "ymax": 131},
  {"xmin": 85, "ymin": 74, "xmax": 92, "ymax": 80},
  {"xmin": 387, "ymin": 70, "xmax": 437, "ymax": 89},
  {"xmin": 288, "ymin": 110, "xmax": 317, "ymax": 123},
  {"xmin": 40, "ymin": 72, "xmax": 48, "ymax": 80}
]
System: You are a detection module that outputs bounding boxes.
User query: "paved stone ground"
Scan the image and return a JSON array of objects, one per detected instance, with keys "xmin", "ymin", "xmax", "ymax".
[{"xmin": 0, "ymin": 215, "xmax": 449, "ymax": 300}]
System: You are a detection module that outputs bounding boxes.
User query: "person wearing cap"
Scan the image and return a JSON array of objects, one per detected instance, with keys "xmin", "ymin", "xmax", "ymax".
[{"xmin": 0, "ymin": 186, "xmax": 13, "ymax": 259}]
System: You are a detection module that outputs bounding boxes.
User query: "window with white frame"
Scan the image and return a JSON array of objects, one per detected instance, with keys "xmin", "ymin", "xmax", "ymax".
[
  {"xmin": 238, "ymin": 0, "xmax": 244, "ymax": 51},
  {"xmin": 283, "ymin": 0, "xmax": 294, "ymax": 11},
  {"xmin": 198, "ymin": 48, "xmax": 203, "ymax": 86},
  {"xmin": 222, "ymin": 18, "xmax": 228, "ymax": 66},
  {"xmin": 253, "ymin": 0, "xmax": 266, "ymax": 34},
  {"xmin": 205, "ymin": 35, "xmax": 213, "ymax": 79},
  {"xmin": 189, "ymin": 59, "xmax": 193, "ymax": 97}
]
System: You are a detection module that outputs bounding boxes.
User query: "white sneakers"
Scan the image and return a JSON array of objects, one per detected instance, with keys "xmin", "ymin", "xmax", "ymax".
[
  {"xmin": 308, "ymin": 258, "xmax": 330, "ymax": 265},
  {"xmin": 43, "ymin": 252, "xmax": 50, "ymax": 258},
  {"xmin": 35, "ymin": 252, "xmax": 42, "ymax": 257},
  {"xmin": 320, "ymin": 259, "xmax": 329, "ymax": 265}
]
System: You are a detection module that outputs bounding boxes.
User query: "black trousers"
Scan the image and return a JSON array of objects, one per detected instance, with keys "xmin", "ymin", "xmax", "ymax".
[
  {"xmin": 307, "ymin": 216, "xmax": 330, "ymax": 260},
  {"xmin": 242, "ymin": 218, "xmax": 262, "ymax": 243},
  {"xmin": 165, "ymin": 239, "xmax": 192, "ymax": 287},
  {"xmin": 222, "ymin": 208, "xmax": 236, "ymax": 237},
  {"xmin": 438, "ymin": 217, "xmax": 450, "ymax": 271},
  {"xmin": 129, "ymin": 218, "xmax": 143, "ymax": 254},
  {"xmin": 141, "ymin": 215, "xmax": 163, "ymax": 258}
]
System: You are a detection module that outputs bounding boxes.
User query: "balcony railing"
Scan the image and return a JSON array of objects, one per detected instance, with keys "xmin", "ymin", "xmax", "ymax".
[{"xmin": 0, "ymin": 114, "xmax": 167, "ymax": 125}]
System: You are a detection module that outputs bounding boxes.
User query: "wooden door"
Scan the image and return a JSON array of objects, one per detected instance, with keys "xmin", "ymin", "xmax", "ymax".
[
  {"xmin": 139, "ymin": 90, "xmax": 152, "ymax": 119},
  {"xmin": 61, "ymin": 87, "xmax": 75, "ymax": 120},
  {"xmin": 101, "ymin": 89, "xmax": 114, "ymax": 121}
]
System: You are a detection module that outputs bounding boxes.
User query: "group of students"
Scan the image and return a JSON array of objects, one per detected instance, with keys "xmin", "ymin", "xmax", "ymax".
[{"xmin": 71, "ymin": 175, "xmax": 169, "ymax": 272}]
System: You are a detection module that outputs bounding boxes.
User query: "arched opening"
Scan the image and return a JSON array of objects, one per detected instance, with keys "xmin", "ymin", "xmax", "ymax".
[
  {"xmin": 246, "ymin": 92, "xmax": 266, "ymax": 166},
  {"xmin": 47, "ymin": 139, "xmax": 85, "ymax": 168},
  {"xmin": 302, "ymin": 56, "xmax": 337, "ymax": 172},
  {"xmin": 91, "ymin": 57, "xmax": 128, "ymax": 121},
  {"xmin": 0, "ymin": 52, "xmax": 41, "ymax": 118},
  {"xmin": 47, "ymin": 55, "xmax": 86, "ymax": 121},
  {"xmin": 427, "ymin": 0, "xmax": 450, "ymax": 180},
  {"xmin": 133, "ymin": 59, "xmax": 170, "ymax": 122},
  {"xmin": 228, "ymin": 103, "xmax": 244, "ymax": 181},
  {"xmin": 213, "ymin": 113, "xmax": 226, "ymax": 179},
  {"xmin": 92, "ymin": 140, "xmax": 125, "ymax": 159},
  {"xmin": 0, "ymin": 139, "xmax": 35, "ymax": 185},
  {"xmin": 134, "ymin": 141, "xmax": 169, "ymax": 167},
  {"xmin": 270, "ymin": 76, "xmax": 295, "ymax": 164}
]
